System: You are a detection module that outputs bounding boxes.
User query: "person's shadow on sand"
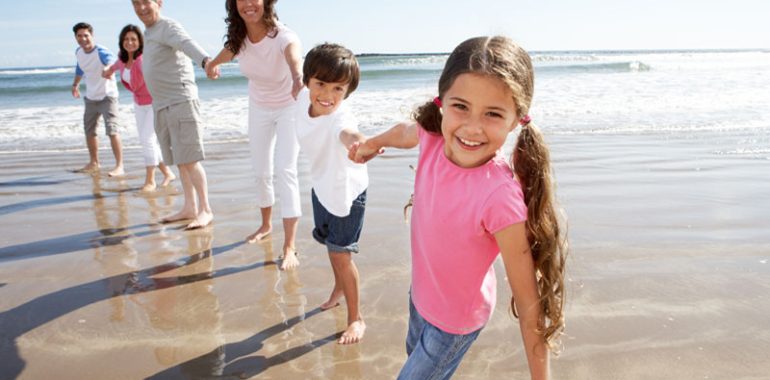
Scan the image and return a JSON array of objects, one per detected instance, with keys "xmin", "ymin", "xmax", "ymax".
[
  {"xmin": 0, "ymin": 239, "xmax": 259, "ymax": 379},
  {"xmin": 145, "ymin": 307, "xmax": 341, "ymax": 380}
]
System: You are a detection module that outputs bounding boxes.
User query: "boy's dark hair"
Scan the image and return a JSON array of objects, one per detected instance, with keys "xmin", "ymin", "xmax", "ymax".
[
  {"xmin": 73, "ymin": 22, "xmax": 93, "ymax": 35},
  {"xmin": 302, "ymin": 43, "xmax": 359, "ymax": 98}
]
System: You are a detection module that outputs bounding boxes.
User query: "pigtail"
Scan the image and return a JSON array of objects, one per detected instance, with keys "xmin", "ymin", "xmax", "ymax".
[
  {"xmin": 512, "ymin": 121, "xmax": 567, "ymax": 352},
  {"xmin": 413, "ymin": 99, "xmax": 442, "ymax": 134}
]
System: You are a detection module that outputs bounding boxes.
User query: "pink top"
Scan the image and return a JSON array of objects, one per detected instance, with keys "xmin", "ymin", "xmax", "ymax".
[
  {"xmin": 236, "ymin": 22, "xmax": 300, "ymax": 109},
  {"xmin": 113, "ymin": 55, "xmax": 152, "ymax": 106},
  {"xmin": 410, "ymin": 127, "xmax": 527, "ymax": 334}
]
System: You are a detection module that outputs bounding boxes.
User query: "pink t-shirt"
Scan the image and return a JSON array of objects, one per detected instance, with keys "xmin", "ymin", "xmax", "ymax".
[
  {"xmin": 236, "ymin": 22, "xmax": 300, "ymax": 109},
  {"xmin": 410, "ymin": 127, "xmax": 527, "ymax": 334}
]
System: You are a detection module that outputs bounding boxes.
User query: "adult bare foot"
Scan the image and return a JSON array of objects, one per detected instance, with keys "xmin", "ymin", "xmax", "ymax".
[
  {"xmin": 75, "ymin": 163, "xmax": 99, "ymax": 173},
  {"xmin": 338, "ymin": 320, "xmax": 366, "ymax": 345},
  {"xmin": 245, "ymin": 225, "xmax": 272, "ymax": 243},
  {"xmin": 279, "ymin": 249, "xmax": 299, "ymax": 271},
  {"xmin": 140, "ymin": 183, "xmax": 157, "ymax": 192},
  {"xmin": 160, "ymin": 210, "xmax": 196, "ymax": 224},
  {"xmin": 107, "ymin": 166, "xmax": 125, "ymax": 177},
  {"xmin": 320, "ymin": 289, "xmax": 343, "ymax": 311},
  {"xmin": 160, "ymin": 172, "xmax": 176, "ymax": 187},
  {"xmin": 185, "ymin": 211, "xmax": 213, "ymax": 230}
]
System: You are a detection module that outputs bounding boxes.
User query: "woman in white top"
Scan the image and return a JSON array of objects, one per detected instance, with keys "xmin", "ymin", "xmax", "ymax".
[{"xmin": 206, "ymin": 0, "xmax": 303, "ymax": 270}]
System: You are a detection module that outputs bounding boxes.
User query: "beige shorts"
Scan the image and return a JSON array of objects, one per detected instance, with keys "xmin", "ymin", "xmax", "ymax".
[
  {"xmin": 154, "ymin": 100, "xmax": 205, "ymax": 165},
  {"xmin": 83, "ymin": 96, "xmax": 120, "ymax": 136}
]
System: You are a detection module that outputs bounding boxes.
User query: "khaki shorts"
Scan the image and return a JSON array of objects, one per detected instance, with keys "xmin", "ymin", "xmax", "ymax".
[
  {"xmin": 154, "ymin": 100, "xmax": 205, "ymax": 166},
  {"xmin": 83, "ymin": 96, "xmax": 120, "ymax": 136}
]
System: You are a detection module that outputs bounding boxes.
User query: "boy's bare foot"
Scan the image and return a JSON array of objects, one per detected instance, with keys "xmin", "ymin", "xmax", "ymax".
[
  {"xmin": 338, "ymin": 320, "xmax": 366, "ymax": 345},
  {"xmin": 140, "ymin": 183, "xmax": 157, "ymax": 192},
  {"xmin": 160, "ymin": 210, "xmax": 196, "ymax": 224},
  {"xmin": 185, "ymin": 211, "xmax": 213, "ymax": 230},
  {"xmin": 160, "ymin": 172, "xmax": 176, "ymax": 187},
  {"xmin": 246, "ymin": 225, "xmax": 272, "ymax": 243},
  {"xmin": 279, "ymin": 249, "xmax": 299, "ymax": 271},
  {"xmin": 320, "ymin": 289, "xmax": 343, "ymax": 310},
  {"xmin": 107, "ymin": 166, "xmax": 125, "ymax": 177},
  {"xmin": 75, "ymin": 163, "xmax": 99, "ymax": 173}
]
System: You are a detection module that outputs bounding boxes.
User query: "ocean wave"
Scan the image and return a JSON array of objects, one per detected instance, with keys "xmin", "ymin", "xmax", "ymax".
[{"xmin": 0, "ymin": 67, "xmax": 73, "ymax": 76}]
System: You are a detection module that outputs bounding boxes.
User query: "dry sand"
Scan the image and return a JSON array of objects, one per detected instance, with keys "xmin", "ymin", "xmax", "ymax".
[{"xmin": 1, "ymin": 132, "xmax": 769, "ymax": 379}]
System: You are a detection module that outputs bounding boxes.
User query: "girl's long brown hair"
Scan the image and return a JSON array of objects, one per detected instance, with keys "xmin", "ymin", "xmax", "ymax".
[
  {"xmin": 117, "ymin": 24, "xmax": 143, "ymax": 63},
  {"xmin": 414, "ymin": 36, "xmax": 567, "ymax": 351},
  {"xmin": 223, "ymin": 0, "xmax": 279, "ymax": 55}
]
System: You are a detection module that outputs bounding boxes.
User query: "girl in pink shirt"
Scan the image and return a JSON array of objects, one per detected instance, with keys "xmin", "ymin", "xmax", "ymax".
[
  {"xmin": 205, "ymin": 0, "xmax": 303, "ymax": 271},
  {"xmin": 104, "ymin": 24, "xmax": 175, "ymax": 192},
  {"xmin": 352, "ymin": 36, "xmax": 568, "ymax": 379}
]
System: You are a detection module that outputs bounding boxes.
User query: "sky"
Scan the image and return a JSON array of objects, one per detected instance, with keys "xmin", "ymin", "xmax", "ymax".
[{"xmin": 1, "ymin": 0, "xmax": 768, "ymax": 68}]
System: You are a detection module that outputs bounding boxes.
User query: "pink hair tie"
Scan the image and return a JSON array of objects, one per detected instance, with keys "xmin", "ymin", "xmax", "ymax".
[
  {"xmin": 433, "ymin": 96, "xmax": 442, "ymax": 108},
  {"xmin": 520, "ymin": 115, "xmax": 531, "ymax": 125}
]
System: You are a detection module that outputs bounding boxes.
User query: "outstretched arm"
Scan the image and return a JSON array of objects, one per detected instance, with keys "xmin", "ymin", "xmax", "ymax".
[
  {"xmin": 349, "ymin": 121, "xmax": 419, "ymax": 163},
  {"xmin": 71, "ymin": 75, "xmax": 82, "ymax": 98},
  {"xmin": 284, "ymin": 41, "xmax": 303, "ymax": 99},
  {"xmin": 206, "ymin": 47, "xmax": 235, "ymax": 80},
  {"xmin": 495, "ymin": 223, "xmax": 550, "ymax": 380}
]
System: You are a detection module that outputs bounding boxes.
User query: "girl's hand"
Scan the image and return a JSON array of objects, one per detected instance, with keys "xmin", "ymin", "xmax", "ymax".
[{"xmin": 349, "ymin": 140, "xmax": 384, "ymax": 164}]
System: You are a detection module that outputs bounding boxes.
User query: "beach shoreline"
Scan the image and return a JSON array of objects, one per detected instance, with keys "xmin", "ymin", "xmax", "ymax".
[{"xmin": 1, "ymin": 132, "xmax": 769, "ymax": 379}]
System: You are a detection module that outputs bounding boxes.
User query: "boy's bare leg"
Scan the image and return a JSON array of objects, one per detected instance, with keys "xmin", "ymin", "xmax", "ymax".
[
  {"xmin": 183, "ymin": 161, "xmax": 213, "ymax": 230},
  {"xmin": 321, "ymin": 252, "xmax": 343, "ymax": 310},
  {"xmin": 246, "ymin": 207, "xmax": 272, "ymax": 243},
  {"xmin": 329, "ymin": 252, "xmax": 365, "ymax": 344},
  {"xmin": 160, "ymin": 163, "xmax": 197, "ymax": 223},
  {"xmin": 107, "ymin": 134, "xmax": 124, "ymax": 177},
  {"xmin": 279, "ymin": 217, "xmax": 299, "ymax": 270}
]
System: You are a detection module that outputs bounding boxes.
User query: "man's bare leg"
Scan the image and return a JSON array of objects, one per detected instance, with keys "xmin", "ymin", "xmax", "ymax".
[
  {"xmin": 77, "ymin": 134, "xmax": 100, "ymax": 173},
  {"xmin": 107, "ymin": 134, "xmax": 124, "ymax": 177},
  {"xmin": 321, "ymin": 252, "xmax": 343, "ymax": 310},
  {"xmin": 183, "ymin": 161, "xmax": 213, "ymax": 230},
  {"xmin": 160, "ymin": 163, "xmax": 197, "ymax": 223}
]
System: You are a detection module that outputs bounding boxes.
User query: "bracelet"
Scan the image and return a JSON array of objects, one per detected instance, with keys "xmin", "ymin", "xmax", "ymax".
[{"xmin": 201, "ymin": 57, "xmax": 209, "ymax": 69}]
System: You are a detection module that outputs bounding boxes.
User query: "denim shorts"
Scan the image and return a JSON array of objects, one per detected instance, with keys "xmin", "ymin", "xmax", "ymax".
[
  {"xmin": 311, "ymin": 189, "xmax": 366, "ymax": 253},
  {"xmin": 397, "ymin": 297, "xmax": 482, "ymax": 380}
]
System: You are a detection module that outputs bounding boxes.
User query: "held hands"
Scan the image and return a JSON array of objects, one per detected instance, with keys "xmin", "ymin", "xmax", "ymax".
[
  {"xmin": 101, "ymin": 67, "xmax": 114, "ymax": 79},
  {"xmin": 348, "ymin": 140, "xmax": 384, "ymax": 164},
  {"xmin": 205, "ymin": 61, "xmax": 221, "ymax": 80}
]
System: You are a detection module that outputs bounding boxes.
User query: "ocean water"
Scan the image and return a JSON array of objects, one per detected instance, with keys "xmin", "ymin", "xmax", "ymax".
[{"xmin": 1, "ymin": 50, "xmax": 769, "ymax": 159}]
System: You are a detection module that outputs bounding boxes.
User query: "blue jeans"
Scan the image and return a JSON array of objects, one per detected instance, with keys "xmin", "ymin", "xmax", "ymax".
[
  {"xmin": 397, "ymin": 298, "xmax": 482, "ymax": 380},
  {"xmin": 311, "ymin": 189, "xmax": 366, "ymax": 253}
]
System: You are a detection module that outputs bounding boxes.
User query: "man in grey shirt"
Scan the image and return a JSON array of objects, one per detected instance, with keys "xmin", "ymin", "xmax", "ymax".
[{"xmin": 132, "ymin": 0, "xmax": 213, "ymax": 229}]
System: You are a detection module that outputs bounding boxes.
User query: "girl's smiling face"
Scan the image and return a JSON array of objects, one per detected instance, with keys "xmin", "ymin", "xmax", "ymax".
[{"xmin": 440, "ymin": 73, "xmax": 519, "ymax": 168}]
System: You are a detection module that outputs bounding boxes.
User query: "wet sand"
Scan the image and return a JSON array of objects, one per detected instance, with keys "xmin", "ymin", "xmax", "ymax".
[{"xmin": 1, "ymin": 131, "xmax": 770, "ymax": 379}]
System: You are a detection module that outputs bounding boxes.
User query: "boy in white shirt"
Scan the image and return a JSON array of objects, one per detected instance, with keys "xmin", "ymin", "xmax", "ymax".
[{"xmin": 295, "ymin": 43, "xmax": 369, "ymax": 344}]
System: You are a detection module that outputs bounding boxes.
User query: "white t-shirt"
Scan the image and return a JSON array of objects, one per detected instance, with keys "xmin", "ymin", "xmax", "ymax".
[
  {"xmin": 236, "ymin": 22, "xmax": 300, "ymax": 109},
  {"xmin": 295, "ymin": 89, "xmax": 368, "ymax": 217},
  {"xmin": 75, "ymin": 44, "xmax": 119, "ymax": 101}
]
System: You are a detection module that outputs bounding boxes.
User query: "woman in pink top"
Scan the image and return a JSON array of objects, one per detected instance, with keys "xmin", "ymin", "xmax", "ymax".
[
  {"xmin": 352, "ymin": 36, "xmax": 568, "ymax": 379},
  {"xmin": 205, "ymin": 0, "xmax": 302, "ymax": 271},
  {"xmin": 104, "ymin": 24, "xmax": 175, "ymax": 192}
]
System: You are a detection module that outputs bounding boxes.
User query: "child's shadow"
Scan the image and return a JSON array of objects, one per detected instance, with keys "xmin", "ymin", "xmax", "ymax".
[{"xmin": 146, "ymin": 307, "xmax": 340, "ymax": 379}]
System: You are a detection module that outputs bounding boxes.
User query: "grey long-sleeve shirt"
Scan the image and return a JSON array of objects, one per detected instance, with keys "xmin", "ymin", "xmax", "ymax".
[{"xmin": 143, "ymin": 17, "xmax": 208, "ymax": 110}]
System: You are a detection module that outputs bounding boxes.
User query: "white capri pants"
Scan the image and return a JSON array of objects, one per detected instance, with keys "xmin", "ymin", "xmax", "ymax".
[
  {"xmin": 134, "ymin": 103, "xmax": 163, "ymax": 167},
  {"xmin": 248, "ymin": 99, "xmax": 301, "ymax": 218}
]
